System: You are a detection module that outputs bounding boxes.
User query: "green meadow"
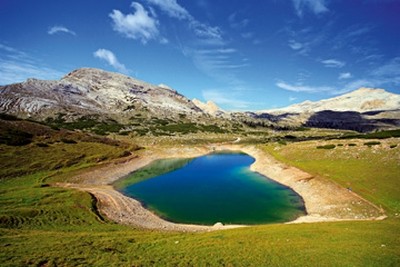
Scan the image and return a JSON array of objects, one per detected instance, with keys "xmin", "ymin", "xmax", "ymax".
[{"xmin": 1, "ymin": 128, "xmax": 400, "ymax": 266}]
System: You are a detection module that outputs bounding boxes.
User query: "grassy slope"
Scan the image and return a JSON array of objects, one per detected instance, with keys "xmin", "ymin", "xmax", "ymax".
[
  {"xmin": 264, "ymin": 139, "xmax": 400, "ymax": 215},
  {"xmin": 1, "ymin": 136, "xmax": 400, "ymax": 266}
]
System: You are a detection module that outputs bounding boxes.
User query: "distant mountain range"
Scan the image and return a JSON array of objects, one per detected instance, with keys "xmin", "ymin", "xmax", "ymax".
[
  {"xmin": 254, "ymin": 88, "xmax": 400, "ymax": 132},
  {"xmin": 263, "ymin": 88, "xmax": 400, "ymax": 113},
  {"xmin": 1, "ymin": 68, "xmax": 399, "ymax": 133}
]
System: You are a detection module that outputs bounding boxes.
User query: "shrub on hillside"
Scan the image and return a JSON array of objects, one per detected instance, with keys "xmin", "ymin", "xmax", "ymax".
[
  {"xmin": 316, "ymin": 144, "xmax": 336, "ymax": 149},
  {"xmin": 364, "ymin": 141, "xmax": 381, "ymax": 147}
]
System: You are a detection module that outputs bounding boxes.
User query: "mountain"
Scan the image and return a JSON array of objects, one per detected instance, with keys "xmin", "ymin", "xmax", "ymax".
[
  {"xmin": 256, "ymin": 88, "xmax": 400, "ymax": 132},
  {"xmin": 192, "ymin": 99, "xmax": 226, "ymax": 117},
  {"xmin": 1, "ymin": 68, "xmax": 399, "ymax": 134},
  {"xmin": 264, "ymin": 88, "xmax": 400, "ymax": 114},
  {"xmin": 0, "ymin": 68, "xmax": 205, "ymax": 122}
]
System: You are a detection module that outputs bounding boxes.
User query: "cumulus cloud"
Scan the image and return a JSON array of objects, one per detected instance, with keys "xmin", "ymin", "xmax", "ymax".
[
  {"xmin": 93, "ymin": 49, "xmax": 129, "ymax": 74},
  {"xmin": 48, "ymin": 25, "xmax": 76, "ymax": 36},
  {"xmin": 109, "ymin": 2, "xmax": 162, "ymax": 44},
  {"xmin": 339, "ymin": 72, "xmax": 352, "ymax": 80},
  {"xmin": 292, "ymin": 0, "xmax": 329, "ymax": 17},
  {"xmin": 276, "ymin": 81, "xmax": 334, "ymax": 93},
  {"xmin": 321, "ymin": 59, "xmax": 346, "ymax": 68}
]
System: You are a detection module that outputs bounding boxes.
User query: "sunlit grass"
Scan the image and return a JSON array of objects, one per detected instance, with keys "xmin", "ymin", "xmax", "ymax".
[{"xmin": 264, "ymin": 138, "xmax": 400, "ymax": 215}]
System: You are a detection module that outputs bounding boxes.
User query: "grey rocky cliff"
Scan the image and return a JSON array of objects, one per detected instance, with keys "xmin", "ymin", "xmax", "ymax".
[{"xmin": 0, "ymin": 68, "xmax": 205, "ymax": 122}]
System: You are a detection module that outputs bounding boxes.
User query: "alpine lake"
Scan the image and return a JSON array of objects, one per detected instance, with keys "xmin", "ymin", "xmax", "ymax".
[{"xmin": 113, "ymin": 151, "xmax": 306, "ymax": 225}]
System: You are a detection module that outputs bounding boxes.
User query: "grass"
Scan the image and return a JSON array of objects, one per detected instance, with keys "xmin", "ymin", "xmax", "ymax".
[
  {"xmin": 0, "ymin": 141, "xmax": 134, "ymax": 179},
  {"xmin": 1, "ymin": 121, "xmax": 400, "ymax": 265},
  {"xmin": 1, "ymin": 172, "xmax": 399, "ymax": 266},
  {"xmin": 264, "ymin": 139, "xmax": 400, "ymax": 215}
]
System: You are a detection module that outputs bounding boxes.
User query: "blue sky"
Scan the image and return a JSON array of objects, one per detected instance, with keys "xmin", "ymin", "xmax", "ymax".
[{"xmin": 1, "ymin": 0, "xmax": 399, "ymax": 110}]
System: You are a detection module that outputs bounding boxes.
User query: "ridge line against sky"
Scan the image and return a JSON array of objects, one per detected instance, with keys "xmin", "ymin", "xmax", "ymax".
[{"xmin": 0, "ymin": 0, "xmax": 399, "ymax": 110}]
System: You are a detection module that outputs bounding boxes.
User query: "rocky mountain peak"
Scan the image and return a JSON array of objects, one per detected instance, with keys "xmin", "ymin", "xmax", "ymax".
[
  {"xmin": 192, "ymin": 99, "xmax": 225, "ymax": 116},
  {"xmin": 264, "ymin": 87, "xmax": 400, "ymax": 114},
  {"xmin": 0, "ymin": 68, "xmax": 205, "ymax": 122}
]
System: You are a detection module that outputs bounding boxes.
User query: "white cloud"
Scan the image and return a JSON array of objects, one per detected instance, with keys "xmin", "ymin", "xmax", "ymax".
[
  {"xmin": 145, "ymin": 0, "xmax": 248, "ymax": 88},
  {"xmin": 332, "ymin": 25, "xmax": 374, "ymax": 52},
  {"xmin": 145, "ymin": 0, "xmax": 191, "ymax": 20},
  {"xmin": 336, "ymin": 58, "xmax": 400, "ymax": 94},
  {"xmin": 276, "ymin": 81, "xmax": 334, "ymax": 93},
  {"xmin": 145, "ymin": 0, "xmax": 223, "ymax": 43},
  {"xmin": 336, "ymin": 79, "xmax": 375, "ymax": 94},
  {"xmin": 288, "ymin": 40, "xmax": 303, "ymax": 50},
  {"xmin": 277, "ymin": 57, "xmax": 400, "ymax": 96},
  {"xmin": 292, "ymin": 0, "xmax": 329, "ymax": 17},
  {"xmin": 321, "ymin": 59, "xmax": 346, "ymax": 68},
  {"xmin": 289, "ymin": 96, "xmax": 297, "ymax": 102},
  {"xmin": 48, "ymin": 25, "xmax": 76, "ymax": 36},
  {"xmin": 0, "ymin": 44, "xmax": 64, "ymax": 85},
  {"xmin": 109, "ymin": 2, "xmax": 161, "ymax": 44},
  {"xmin": 190, "ymin": 21, "xmax": 223, "ymax": 42},
  {"xmin": 370, "ymin": 57, "xmax": 400, "ymax": 78},
  {"xmin": 93, "ymin": 49, "xmax": 129, "ymax": 74},
  {"xmin": 339, "ymin": 72, "xmax": 352, "ymax": 80},
  {"xmin": 187, "ymin": 48, "xmax": 248, "ymax": 85}
]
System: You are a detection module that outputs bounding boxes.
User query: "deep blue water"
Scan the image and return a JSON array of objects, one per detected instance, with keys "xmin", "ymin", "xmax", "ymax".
[{"xmin": 116, "ymin": 152, "xmax": 306, "ymax": 225}]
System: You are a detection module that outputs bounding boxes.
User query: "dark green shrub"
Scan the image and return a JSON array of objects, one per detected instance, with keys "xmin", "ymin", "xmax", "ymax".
[
  {"xmin": 316, "ymin": 144, "xmax": 336, "ymax": 149},
  {"xmin": 0, "ymin": 113, "xmax": 19, "ymax": 121},
  {"xmin": 364, "ymin": 141, "xmax": 381, "ymax": 146},
  {"xmin": 119, "ymin": 150, "xmax": 132, "ymax": 157},
  {"xmin": 60, "ymin": 138, "xmax": 77, "ymax": 144},
  {"xmin": 0, "ymin": 129, "xmax": 33, "ymax": 146},
  {"xmin": 36, "ymin": 142, "xmax": 49, "ymax": 147},
  {"xmin": 390, "ymin": 144, "xmax": 397, "ymax": 148}
]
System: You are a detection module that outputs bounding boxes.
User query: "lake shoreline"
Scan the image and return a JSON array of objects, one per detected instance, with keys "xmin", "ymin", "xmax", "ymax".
[{"xmin": 57, "ymin": 144, "xmax": 386, "ymax": 232}]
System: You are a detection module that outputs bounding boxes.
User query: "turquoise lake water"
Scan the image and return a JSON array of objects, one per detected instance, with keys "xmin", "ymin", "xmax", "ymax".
[{"xmin": 114, "ymin": 152, "xmax": 306, "ymax": 225}]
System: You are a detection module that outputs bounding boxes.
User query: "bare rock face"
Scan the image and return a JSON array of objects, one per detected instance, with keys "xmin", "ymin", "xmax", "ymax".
[
  {"xmin": 263, "ymin": 88, "xmax": 400, "ymax": 114},
  {"xmin": 256, "ymin": 88, "xmax": 400, "ymax": 132},
  {"xmin": 192, "ymin": 98, "xmax": 226, "ymax": 117},
  {"xmin": 0, "ymin": 68, "xmax": 205, "ymax": 122}
]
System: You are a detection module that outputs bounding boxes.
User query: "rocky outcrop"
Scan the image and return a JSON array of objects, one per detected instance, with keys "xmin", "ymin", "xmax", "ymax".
[{"xmin": 192, "ymin": 99, "xmax": 226, "ymax": 117}]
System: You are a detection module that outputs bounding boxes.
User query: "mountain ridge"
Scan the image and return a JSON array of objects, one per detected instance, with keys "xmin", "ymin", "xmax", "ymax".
[
  {"xmin": 1, "ymin": 67, "xmax": 399, "ymax": 133},
  {"xmin": 261, "ymin": 87, "xmax": 400, "ymax": 114},
  {"xmin": 0, "ymin": 68, "xmax": 205, "ymax": 122}
]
